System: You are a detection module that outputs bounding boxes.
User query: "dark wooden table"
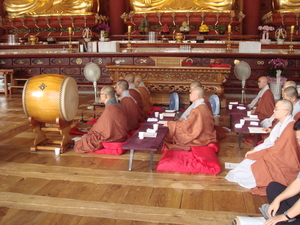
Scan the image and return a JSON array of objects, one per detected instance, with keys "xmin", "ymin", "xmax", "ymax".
[
  {"xmin": 122, "ymin": 112, "xmax": 175, "ymax": 172},
  {"xmin": 226, "ymin": 103, "xmax": 265, "ymax": 150},
  {"xmin": 226, "ymin": 103, "xmax": 248, "ymax": 130}
]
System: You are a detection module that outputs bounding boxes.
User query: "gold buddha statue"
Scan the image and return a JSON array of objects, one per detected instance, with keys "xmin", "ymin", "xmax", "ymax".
[
  {"xmin": 131, "ymin": 0, "xmax": 235, "ymax": 12},
  {"xmin": 4, "ymin": 0, "xmax": 99, "ymax": 17},
  {"xmin": 273, "ymin": 0, "xmax": 300, "ymax": 11}
]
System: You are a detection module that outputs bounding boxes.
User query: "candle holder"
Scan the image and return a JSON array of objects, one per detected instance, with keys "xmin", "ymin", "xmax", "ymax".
[
  {"xmin": 126, "ymin": 32, "xmax": 133, "ymax": 52},
  {"xmin": 288, "ymin": 33, "xmax": 294, "ymax": 54},
  {"xmin": 226, "ymin": 31, "xmax": 232, "ymax": 53},
  {"xmin": 68, "ymin": 27, "xmax": 73, "ymax": 53}
]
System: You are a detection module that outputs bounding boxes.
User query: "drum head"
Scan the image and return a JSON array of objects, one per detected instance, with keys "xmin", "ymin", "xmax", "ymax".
[{"xmin": 60, "ymin": 77, "xmax": 79, "ymax": 121}]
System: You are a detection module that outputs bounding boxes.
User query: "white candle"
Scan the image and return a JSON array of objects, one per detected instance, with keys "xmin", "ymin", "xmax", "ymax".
[
  {"xmin": 128, "ymin": 25, "xmax": 132, "ymax": 33},
  {"xmin": 228, "ymin": 25, "xmax": 231, "ymax": 33},
  {"xmin": 68, "ymin": 27, "xmax": 72, "ymax": 35},
  {"xmin": 291, "ymin": 25, "xmax": 295, "ymax": 34}
]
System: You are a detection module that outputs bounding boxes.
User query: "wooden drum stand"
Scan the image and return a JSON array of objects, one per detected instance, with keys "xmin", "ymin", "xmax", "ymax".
[{"xmin": 29, "ymin": 117, "xmax": 74, "ymax": 154}]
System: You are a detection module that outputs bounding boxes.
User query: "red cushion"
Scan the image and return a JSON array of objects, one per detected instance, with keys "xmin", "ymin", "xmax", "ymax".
[
  {"xmin": 156, "ymin": 143, "xmax": 221, "ymax": 174},
  {"xmin": 88, "ymin": 134, "xmax": 131, "ymax": 155}
]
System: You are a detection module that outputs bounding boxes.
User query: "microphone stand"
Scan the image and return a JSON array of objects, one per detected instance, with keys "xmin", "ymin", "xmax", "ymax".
[{"xmin": 79, "ymin": 108, "xmax": 89, "ymax": 123}]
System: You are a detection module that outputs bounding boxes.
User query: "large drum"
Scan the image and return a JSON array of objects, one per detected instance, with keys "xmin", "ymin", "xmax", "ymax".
[{"xmin": 22, "ymin": 74, "xmax": 79, "ymax": 124}]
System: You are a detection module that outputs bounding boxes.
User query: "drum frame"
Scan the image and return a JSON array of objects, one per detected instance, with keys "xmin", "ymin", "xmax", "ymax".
[{"xmin": 29, "ymin": 116, "xmax": 74, "ymax": 153}]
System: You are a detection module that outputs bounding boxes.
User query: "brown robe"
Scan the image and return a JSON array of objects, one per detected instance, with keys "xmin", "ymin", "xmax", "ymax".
[
  {"xmin": 203, "ymin": 96, "xmax": 227, "ymax": 140},
  {"xmin": 138, "ymin": 86, "xmax": 152, "ymax": 112},
  {"xmin": 247, "ymin": 122, "xmax": 300, "ymax": 196},
  {"xmin": 203, "ymin": 96, "xmax": 213, "ymax": 114},
  {"xmin": 129, "ymin": 89, "xmax": 146, "ymax": 122},
  {"xmin": 254, "ymin": 89, "xmax": 275, "ymax": 121},
  {"xmin": 120, "ymin": 97, "xmax": 140, "ymax": 131},
  {"xmin": 164, "ymin": 103, "xmax": 217, "ymax": 151},
  {"xmin": 74, "ymin": 103, "xmax": 128, "ymax": 153}
]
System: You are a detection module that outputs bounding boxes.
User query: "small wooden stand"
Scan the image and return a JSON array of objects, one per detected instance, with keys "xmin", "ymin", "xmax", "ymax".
[{"xmin": 28, "ymin": 117, "xmax": 74, "ymax": 153}]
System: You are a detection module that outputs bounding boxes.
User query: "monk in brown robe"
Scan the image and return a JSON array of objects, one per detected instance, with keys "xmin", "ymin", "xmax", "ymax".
[
  {"xmin": 134, "ymin": 75, "xmax": 152, "ymax": 112},
  {"xmin": 188, "ymin": 81, "xmax": 228, "ymax": 140},
  {"xmin": 74, "ymin": 86, "xmax": 128, "ymax": 153},
  {"xmin": 125, "ymin": 74, "xmax": 145, "ymax": 122},
  {"xmin": 248, "ymin": 76, "xmax": 275, "ymax": 121},
  {"xmin": 190, "ymin": 81, "xmax": 212, "ymax": 113},
  {"xmin": 115, "ymin": 79, "xmax": 140, "ymax": 131},
  {"xmin": 226, "ymin": 100, "xmax": 300, "ymax": 196},
  {"xmin": 164, "ymin": 87, "xmax": 217, "ymax": 151}
]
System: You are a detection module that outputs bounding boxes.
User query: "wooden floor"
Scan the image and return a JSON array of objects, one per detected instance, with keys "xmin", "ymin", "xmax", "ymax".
[{"xmin": 0, "ymin": 93, "xmax": 267, "ymax": 225}]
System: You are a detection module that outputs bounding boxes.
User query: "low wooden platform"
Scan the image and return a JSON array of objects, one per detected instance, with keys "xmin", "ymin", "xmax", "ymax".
[{"xmin": 0, "ymin": 93, "xmax": 267, "ymax": 225}]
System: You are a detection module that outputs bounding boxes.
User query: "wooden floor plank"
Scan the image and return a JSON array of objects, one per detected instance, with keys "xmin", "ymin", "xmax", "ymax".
[
  {"xmin": 117, "ymin": 186, "xmax": 154, "ymax": 205},
  {"xmin": 148, "ymin": 188, "xmax": 183, "ymax": 209},
  {"xmin": 0, "ymin": 162, "xmax": 248, "ymax": 192},
  {"xmin": 87, "ymin": 184, "xmax": 126, "ymax": 203},
  {"xmin": 213, "ymin": 191, "xmax": 246, "ymax": 213},
  {"xmin": 0, "ymin": 192, "xmax": 259, "ymax": 225},
  {"xmin": 181, "ymin": 190, "xmax": 213, "ymax": 211}
]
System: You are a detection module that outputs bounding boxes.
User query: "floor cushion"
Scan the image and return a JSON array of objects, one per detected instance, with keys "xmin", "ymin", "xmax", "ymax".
[
  {"xmin": 88, "ymin": 134, "xmax": 131, "ymax": 155},
  {"xmin": 156, "ymin": 143, "xmax": 221, "ymax": 174}
]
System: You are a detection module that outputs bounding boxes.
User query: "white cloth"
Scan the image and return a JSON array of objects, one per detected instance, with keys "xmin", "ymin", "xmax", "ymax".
[
  {"xmin": 293, "ymin": 100, "xmax": 300, "ymax": 117},
  {"xmin": 129, "ymin": 83, "xmax": 140, "ymax": 93},
  {"xmin": 255, "ymin": 115, "xmax": 294, "ymax": 151},
  {"xmin": 119, "ymin": 90, "xmax": 137, "ymax": 104},
  {"xmin": 260, "ymin": 114, "xmax": 275, "ymax": 128},
  {"xmin": 247, "ymin": 85, "xmax": 269, "ymax": 109},
  {"xmin": 225, "ymin": 115, "xmax": 294, "ymax": 189},
  {"xmin": 178, "ymin": 98, "xmax": 205, "ymax": 121}
]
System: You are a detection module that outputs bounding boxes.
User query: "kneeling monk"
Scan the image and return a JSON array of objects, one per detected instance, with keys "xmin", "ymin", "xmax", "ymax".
[
  {"xmin": 164, "ymin": 87, "xmax": 217, "ymax": 151},
  {"xmin": 74, "ymin": 86, "xmax": 128, "ymax": 153}
]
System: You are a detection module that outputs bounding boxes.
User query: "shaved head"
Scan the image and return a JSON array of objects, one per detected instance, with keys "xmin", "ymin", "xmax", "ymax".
[
  {"xmin": 191, "ymin": 81, "xmax": 203, "ymax": 88},
  {"xmin": 125, "ymin": 74, "xmax": 134, "ymax": 84},
  {"xmin": 117, "ymin": 79, "xmax": 129, "ymax": 90},
  {"xmin": 283, "ymin": 80, "xmax": 297, "ymax": 89},
  {"xmin": 193, "ymin": 87, "xmax": 204, "ymax": 98},
  {"xmin": 101, "ymin": 86, "xmax": 115, "ymax": 98},
  {"xmin": 134, "ymin": 75, "xmax": 143, "ymax": 87},
  {"xmin": 258, "ymin": 76, "xmax": 268, "ymax": 89},
  {"xmin": 284, "ymin": 86, "xmax": 298, "ymax": 99},
  {"xmin": 278, "ymin": 99, "xmax": 293, "ymax": 115}
]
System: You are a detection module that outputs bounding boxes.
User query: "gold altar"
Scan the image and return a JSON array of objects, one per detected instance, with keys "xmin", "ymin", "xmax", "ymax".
[{"xmin": 106, "ymin": 63, "xmax": 230, "ymax": 107}]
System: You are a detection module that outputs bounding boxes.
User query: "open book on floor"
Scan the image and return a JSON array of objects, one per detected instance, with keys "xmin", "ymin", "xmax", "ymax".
[
  {"xmin": 232, "ymin": 216, "xmax": 265, "ymax": 225},
  {"xmin": 232, "ymin": 204, "xmax": 270, "ymax": 225}
]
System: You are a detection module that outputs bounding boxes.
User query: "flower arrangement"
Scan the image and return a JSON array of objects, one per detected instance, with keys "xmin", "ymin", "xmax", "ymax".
[
  {"xmin": 258, "ymin": 25, "xmax": 274, "ymax": 42},
  {"xmin": 95, "ymin": 23, "xmax": 110, "ymax": 33},
  {"xmin": 258, "ymin": 25, "xmax": 275, "ymax": 32},
  {"xmin": 269, "ymin": 58, "xmax": 288, "ymax": 77},
  {"xmin": 95, "ymin": 23, "xmax": 110, "ymax": 38},
  {"xmin": 268, "ymin": 58, "xmax": 288, "ymax": 84}
]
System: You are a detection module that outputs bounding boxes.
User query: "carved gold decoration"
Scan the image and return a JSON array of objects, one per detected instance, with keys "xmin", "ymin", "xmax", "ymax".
[
  {"xmin": 150, "ymin": 56, "xmax": 187, "ymax": 66},
  {"xmin": 274, "ymin": 0, "xmax": 300, "ymax": 12},
  {"xmin": 130, "ymin": 0, "xmax": 235, "ymax": 12},
  {"xmin": 76, "ymin": 58, "xmax": 82, "ymax": 65},
  {"xmin": 17, "ymin": 60, "xmax": 24, "ymax": 65},
  {"xmin": 3, "ymin": 0, "xmax": 99, "ymax": 17},
  {"xmin": 106, "ymin": 64, "xmax": 229, "ymax": 106},
  {"xmin": 257, "ymin": 61, "xmax": 265, "ymax": 65},
  {"xmin": 98, "ymin": 58, "xmax": 103, "ymax": 64}
]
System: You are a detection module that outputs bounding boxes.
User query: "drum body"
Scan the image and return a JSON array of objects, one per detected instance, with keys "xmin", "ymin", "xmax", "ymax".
[{"xmin": 22, "ymin": 74, "xmax": 79, "ymax": 124}]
